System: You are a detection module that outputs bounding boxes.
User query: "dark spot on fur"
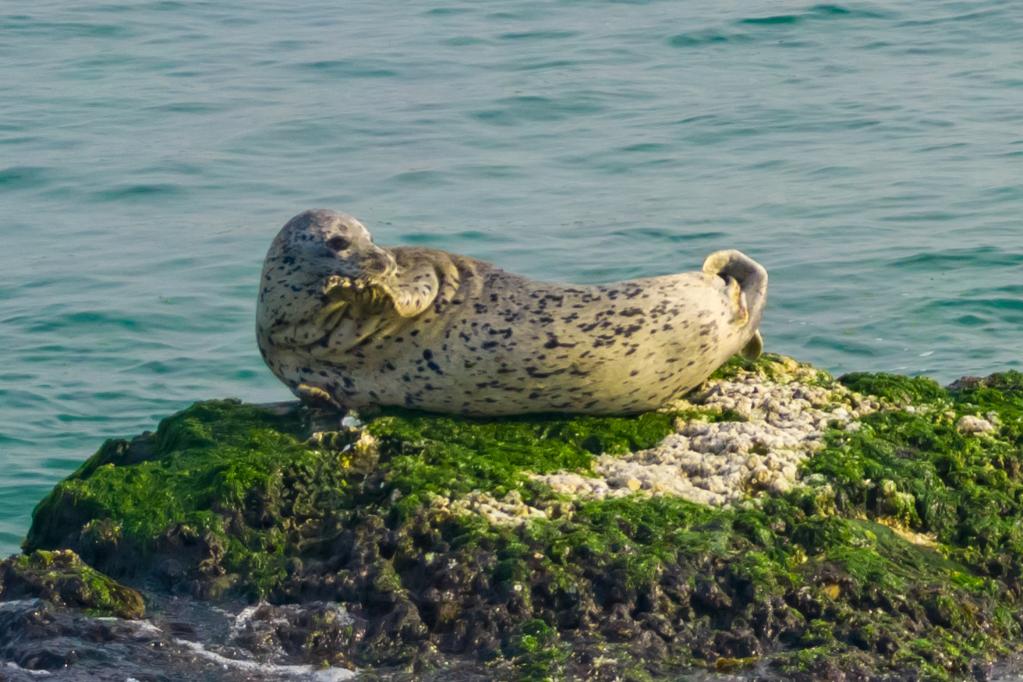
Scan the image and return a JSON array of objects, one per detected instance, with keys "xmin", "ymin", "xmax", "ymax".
[
  {"xmin": 543, "ymin": 333, "xmax": 577, "ymax": 349},
  {"xmin": 526, "ymin": 367, "xmax": 566, "ymax": 379}
]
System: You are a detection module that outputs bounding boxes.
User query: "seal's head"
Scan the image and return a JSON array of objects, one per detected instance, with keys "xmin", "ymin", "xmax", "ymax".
[
  {"xmin": 257, "ymin": 209, "xmax": 399, "ymax": 350},
  {"xmin": 276, "ymin": 209, "xmax": 396, "ymax": 286}
]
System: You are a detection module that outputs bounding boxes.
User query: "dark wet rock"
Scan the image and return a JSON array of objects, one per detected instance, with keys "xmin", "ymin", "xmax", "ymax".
[{"xmin": 0, "ymin": 597, "xmax": 356, "ymax": 681}]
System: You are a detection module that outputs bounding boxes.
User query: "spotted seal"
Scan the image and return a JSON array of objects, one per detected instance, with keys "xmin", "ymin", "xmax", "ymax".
[{"xmin": 256, "ymin": 209, "xmax": 768, "ymax": 416}]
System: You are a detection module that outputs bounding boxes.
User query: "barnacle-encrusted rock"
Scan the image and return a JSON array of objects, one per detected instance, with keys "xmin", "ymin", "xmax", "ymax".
[
  {"xmin": 536, "ymin": 359, "xmax": 880, "ymax": 506},
  {"xmin": 956, "ymin": 413, "xmax": 996, "ymax": 435},
  {"xmin": 7, "ymin": 357, "xmax": 1023, "ymax": 680}
]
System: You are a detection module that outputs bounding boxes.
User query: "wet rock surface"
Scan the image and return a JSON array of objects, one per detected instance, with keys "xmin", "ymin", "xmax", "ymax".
[
  {"xmin": 5, "ymin": 356, "xmax": 1023, "ymax": 680},
  {"xmin": 0, "ymin": 597, "xmax": 355, "ymax": 681}
]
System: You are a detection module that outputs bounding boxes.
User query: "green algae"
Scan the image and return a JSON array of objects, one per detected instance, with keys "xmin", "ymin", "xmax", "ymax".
[
  {"xmin": 500, "ymin": 619, "xmax": 569, "ymax": 681},
  {"xmin": 839, "ymin": 372, "xmax": 949, "ymax": 405},
  {"xmin": 19, "ymin": 362, "xmax": 1023, "ymax": 679},
  {"xmin": 809, "ymin": 376, "xmax": 1023, "ymax": 576},
  {"xmin": 27, "ymin": 400, "xmax": 351, "ymax": 595},
  {"xmin": 32, "ymin": 400, "xmax": 311, "ymax": 540},
  {"xmin": 367, "ymin": 408, "xmax": 677, "ymax": 513}
]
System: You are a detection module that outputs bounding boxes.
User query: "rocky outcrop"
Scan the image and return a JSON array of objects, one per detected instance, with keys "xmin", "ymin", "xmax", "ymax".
[{"xmin": 6, "ymin": 355, "xmax": 1023, "ymax": 680}]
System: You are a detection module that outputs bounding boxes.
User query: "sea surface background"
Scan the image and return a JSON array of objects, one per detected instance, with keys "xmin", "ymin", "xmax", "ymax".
[{"xmin": 1, "ymin": 0, "xmax": 1021, "ymax": 555}]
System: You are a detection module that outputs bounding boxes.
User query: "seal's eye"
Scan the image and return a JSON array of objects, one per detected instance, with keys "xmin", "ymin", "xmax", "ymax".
[{"xmin": 326, "ymin": 236, "xmax": 350, "ymax": 252}]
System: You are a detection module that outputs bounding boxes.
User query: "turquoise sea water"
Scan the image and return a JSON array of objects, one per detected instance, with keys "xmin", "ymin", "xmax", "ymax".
[{"xmin": 1, "ymin": 1, "xmax": 1021, "ymax": 555}]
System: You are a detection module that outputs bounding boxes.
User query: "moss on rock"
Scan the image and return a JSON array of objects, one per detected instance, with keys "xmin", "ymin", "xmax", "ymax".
[{"xmin": 16, "ymin": 359, "xmax": 1023, "ymax": 679}]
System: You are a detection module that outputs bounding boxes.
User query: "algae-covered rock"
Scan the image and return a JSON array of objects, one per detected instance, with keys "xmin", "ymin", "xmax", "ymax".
[
  {"xmin": 0, "ymin": 549, "xmax": 143, "ymax": 619},
  {"xmin": 15, "ymin": 356, "xmax": 1023, "ymax": 680}
]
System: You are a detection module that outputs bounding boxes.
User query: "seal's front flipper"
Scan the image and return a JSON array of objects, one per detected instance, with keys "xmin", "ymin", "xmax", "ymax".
[
  {"xmin": 386, "ymin": 276, "xmax": 437, "ymax": 318},
  {"xmin": 380, "ymin": 256, "xmax": 441, "ymax": 318},
  {"xmin": 295, "ymin": 383, "xmax": 342, "ymax": 410},
  {"xmin": 741, "ymin": 330, "xmax": 763, "ymax": 361}
]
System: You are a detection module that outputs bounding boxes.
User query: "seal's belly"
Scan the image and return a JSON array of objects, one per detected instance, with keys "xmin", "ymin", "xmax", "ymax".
[{"xmin": 296, "ymin": 273, "xmax": 745, "ymax": 415}]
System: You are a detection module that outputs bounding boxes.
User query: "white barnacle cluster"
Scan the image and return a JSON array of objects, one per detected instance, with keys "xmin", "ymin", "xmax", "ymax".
[
  {"xmin": 534, "ymin": 362, "xmax": 881, "ymax": 508},
  {"xmin": 448, "ymin": 490, "xmax": 550, "ymax": 525}
]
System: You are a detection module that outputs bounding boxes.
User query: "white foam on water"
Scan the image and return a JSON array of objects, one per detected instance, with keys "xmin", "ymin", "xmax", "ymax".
[
  {"xmin": 3, "ymin": 661, "xmax": 52, "ymax": 676},
  {"xmin": 230, "ymin": 603, "xmax": 264, "ymax": 636},
  {"xmin": 174, "ymin": 638, "xmax": 356, "ymax": 681},
  {"xmin": 94, "ymin": 616, "xmax": 163, "ymax": 636}
]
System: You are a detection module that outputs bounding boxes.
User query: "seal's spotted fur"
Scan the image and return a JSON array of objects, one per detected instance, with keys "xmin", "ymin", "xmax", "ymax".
[{"xmin": 257, "ymin": 209, "xmax": 768, "ymax": 416}]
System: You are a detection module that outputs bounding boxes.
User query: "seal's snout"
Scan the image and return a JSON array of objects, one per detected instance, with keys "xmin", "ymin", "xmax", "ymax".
[{"xmin": 702, "ymin": 250, "xmax": 768, "ymax": 328}]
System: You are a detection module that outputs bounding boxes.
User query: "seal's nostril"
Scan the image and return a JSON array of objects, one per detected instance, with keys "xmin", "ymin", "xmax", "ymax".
[{"xmin": 326, "ymin": 236, "xmax": 350, "ymax": 251}]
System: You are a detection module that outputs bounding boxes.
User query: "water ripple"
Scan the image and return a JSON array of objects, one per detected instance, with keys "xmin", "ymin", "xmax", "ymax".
[
  {"xmin": 740, "ymin": 4, "xmax": 891, "ymax": 26},
  {"xmin": 297, "ymin": 59, "xmax": 400, "ymax": 79}
]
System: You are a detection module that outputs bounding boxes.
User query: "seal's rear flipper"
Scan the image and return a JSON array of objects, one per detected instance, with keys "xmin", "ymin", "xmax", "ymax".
[
  {"xmin": 702, "ymin": 250, "xmax": 768, "ymax": 330},
  {"xmin": 741, "ymin": 330, "xmax": 763, "ymax": 361}
]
